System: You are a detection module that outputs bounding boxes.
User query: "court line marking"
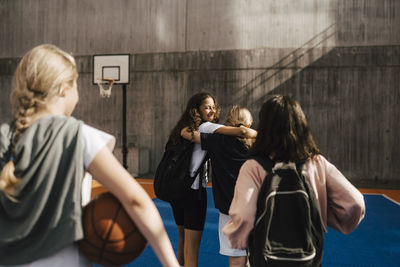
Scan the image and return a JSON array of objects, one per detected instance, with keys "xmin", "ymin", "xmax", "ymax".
[
  {"xmin": 138, "ymin": 180, "xmax": 400, "ymax": 205},
  {"xmin": 363, "ymin": 193, "xmax": 400, "ymax": 206}
]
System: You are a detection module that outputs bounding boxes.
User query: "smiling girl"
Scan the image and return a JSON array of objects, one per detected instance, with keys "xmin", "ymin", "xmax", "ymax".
[{"xmin": 167, "ymin": 92, "xmax": 256, "ymax": 267}]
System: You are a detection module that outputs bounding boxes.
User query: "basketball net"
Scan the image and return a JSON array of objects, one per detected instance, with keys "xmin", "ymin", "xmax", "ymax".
[{"xmin": 97, "ymin": 78, "xmax": 114, "ymax": 98}]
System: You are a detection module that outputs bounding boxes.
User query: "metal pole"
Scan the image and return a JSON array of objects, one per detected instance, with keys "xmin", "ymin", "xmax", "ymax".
[{"xmin": 122, "ymin": 84, "xmax": 128, "ymax": 169}]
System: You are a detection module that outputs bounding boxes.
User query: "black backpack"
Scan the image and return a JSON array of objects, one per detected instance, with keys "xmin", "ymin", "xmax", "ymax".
[
  {"xmin": 154, "ymin": 137, "xmax": 205, "ymax": 203},
  {"xmin": 247, "ymin": 156, "xmax": 324, "ymax": 267}
]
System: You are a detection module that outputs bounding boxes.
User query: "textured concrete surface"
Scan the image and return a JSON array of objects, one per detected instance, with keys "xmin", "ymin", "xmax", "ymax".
[{"xmin": 0, "ymin": 0, "xmax": 399, "ymax": 187}]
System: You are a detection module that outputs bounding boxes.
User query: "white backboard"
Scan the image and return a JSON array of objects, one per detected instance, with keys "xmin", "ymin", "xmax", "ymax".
[{"xmin": 93, "ymin": 54, "xmax": 130, "ymax": 84}]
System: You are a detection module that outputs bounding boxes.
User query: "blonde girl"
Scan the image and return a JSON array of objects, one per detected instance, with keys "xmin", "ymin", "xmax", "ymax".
[
  {"xmin": 0, "ymin": 44, "xmax": 179, "ymax": 267},
  {"xmin": 224, "ymin": 105, "xmax": 254, "ymax": 149}
]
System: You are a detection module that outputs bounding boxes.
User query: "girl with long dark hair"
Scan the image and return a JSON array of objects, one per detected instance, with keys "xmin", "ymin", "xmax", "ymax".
[
  {"xmin": 223, "ymin": 95, "xmax": 365, "ymax": 257},
  {"xmin": 168, "ymin": 93, "xmax": 256, "ymax": 267}
]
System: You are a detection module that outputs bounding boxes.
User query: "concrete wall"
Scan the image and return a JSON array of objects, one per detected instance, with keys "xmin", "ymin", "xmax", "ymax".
[{"xmin": 0, "ymin": 0, "xmax": 399, "ymax": 187}]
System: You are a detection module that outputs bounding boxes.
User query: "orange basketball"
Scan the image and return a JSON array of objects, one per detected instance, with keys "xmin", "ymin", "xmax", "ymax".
[{"xmin": 78, "ymin": 192, "xmax": 148, "ymax": 266}]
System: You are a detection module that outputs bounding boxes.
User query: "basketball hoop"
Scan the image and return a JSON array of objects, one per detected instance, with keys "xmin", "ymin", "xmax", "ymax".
[{"xmin": 96, "ymin": 78, "xmax": 114, "ymax": 98}]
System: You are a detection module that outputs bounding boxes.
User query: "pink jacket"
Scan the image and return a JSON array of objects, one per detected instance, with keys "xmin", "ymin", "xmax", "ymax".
[{"xmin": 222, "ymin": 155, "xmax": 366, "ymax": 249}]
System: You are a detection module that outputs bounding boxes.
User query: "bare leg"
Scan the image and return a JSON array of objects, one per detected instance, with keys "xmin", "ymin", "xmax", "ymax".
[
  {"xmin": 177, "ymin": 225, "xmax": 185, "ymax": 266},
  {"xmin": 184, "ymin": 229, "xmax": 203, "ymax": 267},
  {"xmin": 229, "ymin": 256, "xmax": 247, "ymax": 267}
]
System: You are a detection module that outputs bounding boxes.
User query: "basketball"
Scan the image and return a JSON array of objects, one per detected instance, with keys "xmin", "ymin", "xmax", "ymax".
[{"xmin": 78, "ymin": 192, "xmax": 148, "ymax": 266}]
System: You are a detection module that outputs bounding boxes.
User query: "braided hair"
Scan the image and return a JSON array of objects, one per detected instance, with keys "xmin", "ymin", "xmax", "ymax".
[{"xmin": 0, "ymin": 44, "xmax": 78, "ymax": 197}]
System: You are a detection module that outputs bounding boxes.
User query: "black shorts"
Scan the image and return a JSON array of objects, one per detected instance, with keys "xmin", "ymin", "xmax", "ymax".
[{"xmin": 170, "ymin": 187, "xmax": 207, "ymax": 231}]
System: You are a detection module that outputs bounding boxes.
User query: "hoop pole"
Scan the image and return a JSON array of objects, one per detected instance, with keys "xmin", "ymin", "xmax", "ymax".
[{"xmin": 122, "ymin": 84, "xmax": 128, "ymax": 169}]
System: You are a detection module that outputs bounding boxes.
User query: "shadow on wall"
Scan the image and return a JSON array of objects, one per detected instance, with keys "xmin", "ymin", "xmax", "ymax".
[
  {"xmin": 228, "ymin": 0, "xmax": 400, "ymax": 125},
  {"xmin": 250, "ymin": 45, "xmax": 400, "ymax": 187},
  {"xmin": 334, "ymin": 0, "xmax": 400, "ymax": 46},
  {"xmin": 225, "ymin": 0, "xmax": 400, "ymax": 186},
  {"xmin": 230, "ymin": 23, "xmax": 338, "ymax": 109}
]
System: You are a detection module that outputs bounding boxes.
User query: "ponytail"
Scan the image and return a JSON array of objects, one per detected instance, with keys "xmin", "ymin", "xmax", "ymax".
[
  {"xmin": 0, "ymin": 159, "xmax": 19, "ymax": 200},
  {"xmin": 0, "ymin": 126, "xmax": 20, "ymax": 200}
]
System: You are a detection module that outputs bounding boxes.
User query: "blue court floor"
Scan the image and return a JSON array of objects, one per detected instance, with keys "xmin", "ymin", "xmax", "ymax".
[{"xmin": 96, "ymin": 188, "xmax": 400, "ymax": 267}]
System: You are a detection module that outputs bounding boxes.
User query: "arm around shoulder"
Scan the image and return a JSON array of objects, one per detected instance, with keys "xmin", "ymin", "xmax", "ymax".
[
  {"xmin": 180, "ymin": 127, "xmax": 200, "ymax": 143},
  {"xmin": 215, "ymin": 126, "xmax": 257, "ymax": 138}
]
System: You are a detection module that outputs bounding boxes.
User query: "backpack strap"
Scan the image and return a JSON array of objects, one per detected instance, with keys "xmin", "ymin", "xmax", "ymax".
[
  {"xmin": 253, "ymin": 155, "xmax": 305, "ymax": 177},
  {"xmin": 252, "ymin": 155, "xmax": 274, "ymax": 174},
  {"xmin": 296, "ymin": 163, "xmax": 304, "ymax": 176},
  {"xmin": 193, "ymin": 153, "xmax": 208, "ymax": 180},
  {"xmin": 247, "ymin": 155, "xmax": 275, "ymax": 259},
  {"xmin": 186, "ymin": 153, "xmax": 209, "ymax": 200}
]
